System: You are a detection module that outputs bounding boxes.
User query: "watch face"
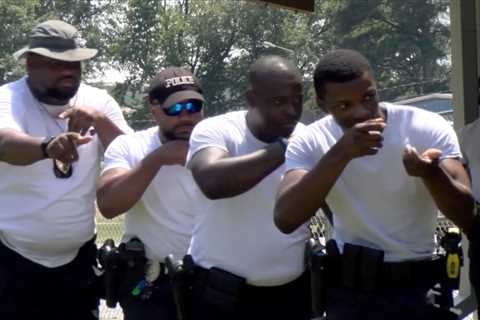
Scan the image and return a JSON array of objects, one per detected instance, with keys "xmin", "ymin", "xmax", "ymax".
[{"xmin": 53, "ymin": 159, "xmax": 73, "ymax": 178}]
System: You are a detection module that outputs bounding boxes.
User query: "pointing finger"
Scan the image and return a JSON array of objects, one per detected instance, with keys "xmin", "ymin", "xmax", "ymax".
[{"xmin": 58, "ymin": 108, "xmax": 75, "ymax": 120}]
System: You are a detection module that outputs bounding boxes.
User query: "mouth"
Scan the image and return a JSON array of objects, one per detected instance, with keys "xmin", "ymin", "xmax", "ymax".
[
  {"xmin": 58, "ymin": 77, "xmax": 78, "ymax": 87},
  {"xmin": 174, "ymin": 124, "xmax": 194, "ymax": 133}
]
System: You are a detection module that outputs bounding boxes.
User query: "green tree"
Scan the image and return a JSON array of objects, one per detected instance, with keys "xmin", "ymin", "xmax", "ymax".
[{"xmin": 328, "ymin": 0, "xmax": 450, "ymax": 101}]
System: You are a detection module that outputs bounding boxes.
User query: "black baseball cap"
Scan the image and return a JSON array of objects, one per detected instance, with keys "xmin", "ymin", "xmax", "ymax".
[{"xmin": 148, "ymin": 67, "xmax": 204, "ymax": 108}]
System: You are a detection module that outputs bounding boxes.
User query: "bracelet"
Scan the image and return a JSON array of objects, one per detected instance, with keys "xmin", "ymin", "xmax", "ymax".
[{"xmin": 40, "ymin": 136, "xmax": 55, "ymax": 159}]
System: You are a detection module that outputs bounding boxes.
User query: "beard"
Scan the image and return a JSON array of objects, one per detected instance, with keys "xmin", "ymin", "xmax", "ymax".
[
  {"xmin": 161, "ymin": 129, "xmax": 190, "ymax": 141},
  {"xmin": 30, "ymin": 78, "xmax": 80, "ymax": 105},
  {"xmin": 44, "ymin": 85, "xmax": 79, "ymax": 101},
  {"xmin": 161, "ymin": 124, "xmax": 194, "ymax": 141}
]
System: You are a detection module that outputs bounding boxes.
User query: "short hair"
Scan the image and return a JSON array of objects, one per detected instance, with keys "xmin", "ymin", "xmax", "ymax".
[
  {"xmin": 249, "ymin": 55, "xmax": 300, "ymax": 87},
  {"xmin": 313, "ymin": 49, "xmax": 372, "ymax": 98}
]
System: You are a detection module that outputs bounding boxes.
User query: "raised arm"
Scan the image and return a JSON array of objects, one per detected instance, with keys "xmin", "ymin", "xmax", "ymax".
[
  {"xmin": 403, "ymin": 146, "xmax": 474, "ymax": 232},
  {"xmin": 275, "ymin": 119, "xmax": 385, "ymax": 233},
  {"xmin": 97, "ymin": 140, "xmax": 189, "ymax": 219},
  {"xmin": 60, "ymin": 106, "xmax": 127, "ymax": 149},
  {"xmin": 0, "ymin": 128, "xmax": 91, "ymax": 166},
  {"xmin": 274, "ymin": 143, "xmax": 350, "ymax": 234},
  {"xmin": 188, "ymin": 141, "xmax": 285, "ymax": 200}
]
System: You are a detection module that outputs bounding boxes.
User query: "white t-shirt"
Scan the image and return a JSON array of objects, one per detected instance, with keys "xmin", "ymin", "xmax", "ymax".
[
  {"xmin": 102, "ymin": 127, "xmax": 197, "ymax": 261},
  {"xmin": 459, "ymin": 120, "xmax": 480, "ymax": 201},
  {"xmin": 0, "ymin": 77, "xmax": 131, "ymax": 267},
  {"xmin": 286, "ymin": 102, "xmax": 461, "ymax": 262},
  {"xmin": 186, "ymin": 110, "xmax": 309, "ymax": 286}
]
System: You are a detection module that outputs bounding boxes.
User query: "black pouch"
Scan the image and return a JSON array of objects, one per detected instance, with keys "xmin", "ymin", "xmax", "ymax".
[
  {"xmin": 342, "ymin": 243, "xmax": 362, "ymax": 289},
  {"xmin": 358, "ymin": 246, "xmax": 384, "ymax": 292},
  {"xmin": 204, "ymin": 267, "xmax": 246, "ymax": 312}
]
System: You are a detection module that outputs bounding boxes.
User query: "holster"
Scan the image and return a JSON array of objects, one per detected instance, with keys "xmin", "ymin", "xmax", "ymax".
[
  {"xmin": 97, "ymin": 238, "xmax": 147, "ymax": 308},
  {"xmin": 305, "ymin": 238, "xmax": 327, "ymax": 317},
  {"xmin": 166, "ymin": 254, "xmax": 197, "ymax": 320}
]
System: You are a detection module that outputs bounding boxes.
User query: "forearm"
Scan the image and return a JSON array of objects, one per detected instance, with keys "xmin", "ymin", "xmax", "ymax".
[
  {"xmin": 0, "ymin": 129, "xmax": 44, "ymax": 165},
  {"xmin": 97, "ymin": 151, "xmax": 165, "ymax": 218},
  {"xmin": 93, "ymin": 115, "xmax": 124, "ymax": 149},
  {"xmin": 275, "ymin": 144, "xmax": 350, "ymax": 233},
  {"xmin": 422, "ymin": 164, "xmax": 474, "ymax": 231},
  {"xmin": 194, "ymin": 143, "xmax": 285, "ymax": 199}
]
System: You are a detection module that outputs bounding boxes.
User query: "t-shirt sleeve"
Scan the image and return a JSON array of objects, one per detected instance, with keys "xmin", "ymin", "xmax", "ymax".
[
  {"xmin": 186, "ymin": 117, "xmax": 229, "ymax": 164},
  {"xmin": 102, "ymin": 134, "xmax": 134, "ymax": 173},
  {"xmin": 457, "ymin": 126, "xmax": 469, "ymax": 166},
  {"xmin": 419, "ymin": 112, "xmax": 461, "ymax": 161},
  {"xmin": 285, "ymin": 126, "xmax": 322, "ymax": 173},
  {"xmin": 0, "ymin": 88, "xmax": 22, "ymax": 131},
  {"xmin": 101, "ymin": 93, "xmax": 133, "ymax": 134}
]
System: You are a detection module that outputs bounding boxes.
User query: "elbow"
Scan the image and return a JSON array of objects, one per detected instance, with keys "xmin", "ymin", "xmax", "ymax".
[
  {"xmin": 274, "ymin": 205, "xmax": 298, "ymax": 234},
  {"xmin": 198, "ymin": 183, "xmax": 227, "ymax": 200},
  {"xmin": 193, "ymin": 171, "xmax": 230, "ymax": 200},
  {"xmin": 97, "ymin": 203, "xmax": 119, "ymax": 220},
  {"xmin": 96, "ymin": 192, "xmax": 121, "ymax": 219}
]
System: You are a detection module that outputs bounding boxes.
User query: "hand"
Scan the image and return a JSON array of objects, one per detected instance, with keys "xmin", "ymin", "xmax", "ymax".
[
  {"xmin": 402, "ymin": 145, "xmax": 442, "ymax": 177},
  {"xmin": 338, "ymin": 118, "xmax": 386, "ymax": 159},
  {"xmin": 45, "ymin": 132, "xmax": 92, "ymax": 163},
  {"xmin": 59, "ymin": 107, "xmax": 103, "ymax": 136},
  {"xmin": 158, "ymin": 140, "xmax": 190, "ymax": 166}
]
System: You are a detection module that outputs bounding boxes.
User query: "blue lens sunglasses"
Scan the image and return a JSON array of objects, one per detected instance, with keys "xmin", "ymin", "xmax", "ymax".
[{"xmin": 163, "ymin": 100, "xmax": 203, "ymax": 116}]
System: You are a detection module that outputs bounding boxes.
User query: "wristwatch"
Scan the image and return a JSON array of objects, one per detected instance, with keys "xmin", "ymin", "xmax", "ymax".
[{"xmin": 40, "ymin": 136, "xmax": 55, "ymax": 159}]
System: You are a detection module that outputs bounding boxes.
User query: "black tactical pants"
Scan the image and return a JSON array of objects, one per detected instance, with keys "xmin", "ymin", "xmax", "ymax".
[
  {"xmin": 191, "ymin": 269, "xmax": 311, "ymax": 320},
  {"xmin": 469, "ymin": 217, "xmax": 480, "ymax": 307},
  {"xmin": 120, "ymin": 274, "xmax": 177, "ymax": 320},
  {"xmin": 325, "ymin": 282, "xmax": 458, "ymax": 320},
  {"xmin": 0, "ymin": 238, "xmax": 99, "ymax": 320}
]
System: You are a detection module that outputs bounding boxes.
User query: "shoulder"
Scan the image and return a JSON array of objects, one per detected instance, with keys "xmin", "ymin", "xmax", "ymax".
[
  {"xmin": 193, "ymin": 110, "xmax": 246, "ymax": 134},
  {"xmin": 383, "ymin": 102, "xmax": 449, "ymax": 129},
  {"xmin": 77, "ymin": 83, "xmax": 112, "ymax": 98},
  {"xmin": 120, "ymin": 127, "xmax": 158, "ymax": 146},
  {"xmin": 0, "ymin": 77, "xmax": 28, "ymax": 100},
  {"xmin": 76, "ymin": 83, "xmax": 119, "ymax": 109}
]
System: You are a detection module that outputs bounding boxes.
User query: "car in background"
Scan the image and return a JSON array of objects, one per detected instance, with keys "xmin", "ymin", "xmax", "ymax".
[{"xmin": 393, "ymin": 93, "xmax": 453, "ymax": 125}]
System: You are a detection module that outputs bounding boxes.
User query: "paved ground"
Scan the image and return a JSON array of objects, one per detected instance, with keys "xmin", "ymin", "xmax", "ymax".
[{"xmin": 99, "ymin": 300, "xmax": 123, "ymax": 320}]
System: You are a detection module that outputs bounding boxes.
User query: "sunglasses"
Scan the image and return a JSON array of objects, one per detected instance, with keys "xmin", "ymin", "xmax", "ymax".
[
  {"xmin": 162, "ymin": 101, "xmax": 203, "ymax": 116},
  {"xmin": 53, "ymin": 159, "xmax": 73, "ymax": 178}
]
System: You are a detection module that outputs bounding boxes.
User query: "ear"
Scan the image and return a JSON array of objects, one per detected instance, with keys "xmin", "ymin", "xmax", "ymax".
[
  {"xmin": 25, "ymin": 54, "xmax": 34, "ymax": 71},
  {"xmin": 316, "ymin": 96, "xmax": 329, "ymax": 114},
  {"xmin": 246, "ymin": 88, "xmax": 256, "ymax": 108},
  {"xmin": 149, "ymin": 102, "xmax": 161, "ymax": 120}
]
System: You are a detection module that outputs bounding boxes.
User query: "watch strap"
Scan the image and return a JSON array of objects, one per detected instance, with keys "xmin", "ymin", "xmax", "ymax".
[{"xmin": 40, "ymin": 136, "xmax": 55, "ymax": 159}]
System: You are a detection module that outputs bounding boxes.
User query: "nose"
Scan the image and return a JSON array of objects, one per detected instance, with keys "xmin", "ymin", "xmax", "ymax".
[
  {"xmin": 353, "ymin": 103, "xmax": 379, "ymax": 121},
  {"xmin": 286, "ymin": 96, "xmax": 303, "ymax": 115}
]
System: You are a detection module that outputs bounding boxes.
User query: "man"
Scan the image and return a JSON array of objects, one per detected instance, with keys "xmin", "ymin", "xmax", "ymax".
[
  {"xmin": 0, "ymin": 20, "xmax": 131, "ymax": 320},
  {"xmin": 459, "ymin": 114, "xmax": 480, "ymax": 309},
  {"xmin": 186, "ymin": 55, "xmax": 311, "ymax": 320},
  {"xmin": 274, "ymin": 49, "xmax": 474, "ymax": 320},
  {"xmin": 96, "ymin": 67, "xmax": 204, "ymax": 320}
]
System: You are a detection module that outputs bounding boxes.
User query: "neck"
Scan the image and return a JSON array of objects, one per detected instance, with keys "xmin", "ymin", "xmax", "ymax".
[{"xmin": 245, "ymin": 110, "xmax": 277, "ymax": 143}]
